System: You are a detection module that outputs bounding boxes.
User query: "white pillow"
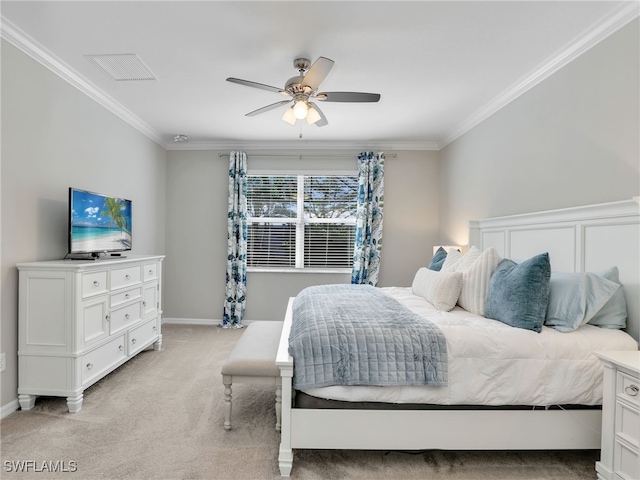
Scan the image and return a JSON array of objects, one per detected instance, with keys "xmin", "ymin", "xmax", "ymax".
[
  {"xmin": 440, "ymin": 248, "xmax": 461, "ymax": 272},
  {"xmin": 453, "ymin": 245, "xmax": 482, "ymax": 273},
  {"xmin": 412, "ymin": 267, "xmax": 463, "ymax": 312},
  {"xmin": 457, "ymin": 247, "xmax": 501, "ymax": 316}
]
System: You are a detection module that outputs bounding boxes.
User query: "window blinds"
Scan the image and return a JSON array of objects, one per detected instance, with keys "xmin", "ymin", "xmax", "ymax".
[{"xmin": 247, "ymin": 174, "xmax": 357, "ymax": 269}]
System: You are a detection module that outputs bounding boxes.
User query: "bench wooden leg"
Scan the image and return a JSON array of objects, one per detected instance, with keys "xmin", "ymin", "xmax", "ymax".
[{"xmin": 223, "ymin": 376, "xmax": 232, "ymax": 431}]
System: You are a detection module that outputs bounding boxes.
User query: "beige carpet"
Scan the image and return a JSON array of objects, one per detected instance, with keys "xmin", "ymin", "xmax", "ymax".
[{"xmin": 1, "ymin": 323, "xmax": 599, "ymax": 480}]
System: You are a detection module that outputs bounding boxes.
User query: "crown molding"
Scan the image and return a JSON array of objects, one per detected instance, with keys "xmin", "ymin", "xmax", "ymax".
[
  {"xmin": 165, "ymin": 139, "xmax": 440, "ymax": 151},
  {"xmin": 1, "ymin": 17, "xmax": 165, "ymax": 147},
  {"xmin": 440, "ymin": 2, "xmax": 640, "ymax": 149}
]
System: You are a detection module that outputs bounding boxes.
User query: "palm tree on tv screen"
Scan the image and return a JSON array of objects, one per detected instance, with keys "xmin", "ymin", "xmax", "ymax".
[{"xmin": 100, "ymin": 197, "xmax": 129, "ymax": 245}]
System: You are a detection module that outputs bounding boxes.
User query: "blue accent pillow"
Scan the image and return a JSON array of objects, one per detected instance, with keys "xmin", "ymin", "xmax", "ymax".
[
  {"xmin": 588, "ymin": 266, "xmax": 627, "ymax": 329},
  {"xmin": 544, "ymin": 271, "xmax": 619, "ymax": 332},
  {"xmin": 428, "ymin": 247, "xmax": 447, "ymax": 271},
  {"xmin": 485, "ymin": 253, "xmax": 551, "ymax": 333}
]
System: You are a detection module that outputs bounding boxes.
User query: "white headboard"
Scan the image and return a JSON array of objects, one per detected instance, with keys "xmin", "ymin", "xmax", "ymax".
[{"xmin": 469, "ymin": 198, "xmax": 640, "ymax": 343}]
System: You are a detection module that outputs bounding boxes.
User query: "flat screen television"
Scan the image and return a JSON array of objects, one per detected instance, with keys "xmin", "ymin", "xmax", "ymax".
[{"xmin": 68, "ymin": 187, "xmax": 132, "ymax": 258}]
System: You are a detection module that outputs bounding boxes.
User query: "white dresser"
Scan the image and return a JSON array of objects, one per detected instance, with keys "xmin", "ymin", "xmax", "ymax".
[
  {"xmin": 17, "ymin": 255, "xmax": 164, "ymax": 413},
  {"xmin": 596, "ymin": 351, "xmax": 640, "ymax": 480}
]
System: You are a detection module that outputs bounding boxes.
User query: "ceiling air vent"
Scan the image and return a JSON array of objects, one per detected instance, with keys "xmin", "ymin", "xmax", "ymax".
[{"xmin": 85, "ymin": 54, "xmax": 157, "ymax": 81}]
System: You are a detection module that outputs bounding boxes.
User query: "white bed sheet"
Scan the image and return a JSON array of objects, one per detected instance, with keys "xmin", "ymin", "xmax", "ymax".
[{"xmin": 301, "ymin": 287, "xmax": 638, "ymax": 406}]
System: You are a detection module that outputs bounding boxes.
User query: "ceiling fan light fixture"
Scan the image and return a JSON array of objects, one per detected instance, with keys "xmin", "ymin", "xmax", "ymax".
[
  {"xmin": 306, "ymin": 106, "xmax": 321, "ymax": 125},
  {"xmin": 228, "ymin": 56, "xmax": 380, "ymax": 127},
  {"xmin": 293, "ymin": 100, "xmax": 308, "ymax": 119},
  {"xmin": 282, "ymin": 107, "xmax": 297, "ymax": 125}
]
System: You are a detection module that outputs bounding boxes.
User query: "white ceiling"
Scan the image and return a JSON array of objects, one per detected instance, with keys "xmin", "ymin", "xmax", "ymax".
[{"xmin": 2, "ymin": 1, "xmax": 638, "ymax": 150}]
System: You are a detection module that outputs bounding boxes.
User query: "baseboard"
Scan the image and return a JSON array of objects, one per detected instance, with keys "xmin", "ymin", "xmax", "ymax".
[
  {"xmin": 1, "ymin": 398, "xmax": 19, "ymax": 419},
  {"xmin": 162, "ymin": 318, "xmax": 260, "ymax": 326},
  {"xmin": 162, "ymin": 318, "xmax": 219, "ymax": 326}
]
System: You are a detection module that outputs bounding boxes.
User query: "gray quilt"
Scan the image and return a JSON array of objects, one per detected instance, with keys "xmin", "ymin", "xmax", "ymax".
[{"xmin": 289, "ymin": 284, "xmax": 448, "ymax": 389}]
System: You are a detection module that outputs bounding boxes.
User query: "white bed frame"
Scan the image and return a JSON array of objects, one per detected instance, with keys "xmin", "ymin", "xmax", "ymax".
[{"xmin": 276, "ymin": 198, "xmax": 640, "ymax": 477}]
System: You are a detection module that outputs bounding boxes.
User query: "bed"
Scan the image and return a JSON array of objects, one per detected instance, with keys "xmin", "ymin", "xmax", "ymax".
[{"xmin": 275, "ymin": 198, "xmax": 640, "ymax": 477}]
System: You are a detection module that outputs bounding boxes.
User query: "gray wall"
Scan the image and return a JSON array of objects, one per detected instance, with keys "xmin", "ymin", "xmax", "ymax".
[
  {"xmin": 439, "ymin": 21, "xmax": 640, "ymax": 245},
  {"xmin": 164, "ymin": 150, "xmax": 440, "ymax": 322},
  {"xmin": 1, "ymin": 41, "xmax": 167, "ymax": 408}
]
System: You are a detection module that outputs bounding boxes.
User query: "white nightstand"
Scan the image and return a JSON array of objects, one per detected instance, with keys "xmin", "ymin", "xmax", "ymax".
[{"xmin": 595, "ymin": 351, "xmax": 640, "ymax": 480}]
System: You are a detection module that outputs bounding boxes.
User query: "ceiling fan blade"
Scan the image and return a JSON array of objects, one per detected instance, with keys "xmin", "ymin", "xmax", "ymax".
[
  {"xmin": 302, "ymin": 57, "xmax": 334, "ymax": 91},
  {"xmin": 246, "ymin": 100, "xmax": 292, "ymax": 117},
  {"xmin": 308, "ymin": 102, "xmax": 328, "ymax": 127},
  {"xmin": 316, "ymin": 92, "xmax": 381, "ymax": 103},
  {"xmin": 227, "ymin": 77, "xmax": 288, "ymax": 95}
]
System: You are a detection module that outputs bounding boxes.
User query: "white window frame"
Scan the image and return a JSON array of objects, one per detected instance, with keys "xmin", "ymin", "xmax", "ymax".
[{"xmin": 247, "ymin": 170, "xmax": 358, "ymax": 273}]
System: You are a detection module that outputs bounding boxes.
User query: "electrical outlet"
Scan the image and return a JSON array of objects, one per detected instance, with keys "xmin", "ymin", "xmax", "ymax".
[{"xmin": 0, "ymin": 353, "xmax": 5, "ymax": 372}]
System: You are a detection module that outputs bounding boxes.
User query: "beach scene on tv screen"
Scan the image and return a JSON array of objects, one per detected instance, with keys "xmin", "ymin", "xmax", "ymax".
[{"xmin": 71, "ymin": 190, "xmax": 132, "ymax": 252}]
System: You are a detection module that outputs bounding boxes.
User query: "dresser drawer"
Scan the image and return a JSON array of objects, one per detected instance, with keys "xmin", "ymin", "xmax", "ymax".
[
  {"xmin": 111, "ymin": 286, "xmax": 142, "ymax": 308},
  {"xmin": 110, "ymin": 265, "xmax": 141, "ymax": 290},
  {"xmin": 109, "ymin": 301, "xmax": 142, "ymax": 335},
  {"xmin": 81, "ymin": 270, "xmax": 108, "ymax": 298},
  {"xmin": 618, "ymin": 371, "xmax": 640, "ymax": 407},
  {"xmin": 143, "ymin": 262, "xmax": 158, "ymax": 282},
  {"xmin": 128, "ymin": 318, "xmax": 159, "ymax": 356},
  {"xmin": 81, "ymin": 335, "xmax": 126, "ymax": 385}
]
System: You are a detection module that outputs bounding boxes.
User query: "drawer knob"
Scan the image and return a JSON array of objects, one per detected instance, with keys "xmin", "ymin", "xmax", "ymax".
[
  {"xmin": 148, "ymin": 270, "xmax": 153, "ymax": 275},
  {"xmin": 132, "ymin": 338, "xmax": 137, "ymax": 344},
  {"xmin": 93, "ymin": 281, "xmax": 100, "ymax": 287},
  {"xmin": 153, "ymin": 326, "xmax": 157, "ymax": 331},
  {"xmin": 105, "ymin": 314, "xmax": 110, "ymax": 322},
  {"xmin": 119, "ymin": 345, "xmax": 124, "ymax": 351},
  {"xmin": 143, "ymin": 301, "xmax": 147, "ymax": 307},
  {"xmin": 86, "ymin": 363, "xmax": 93, "ymax": 370},
  {"xmin": 125, "ymin": 293, "xmax": 130, "ymax": 299},
  {"xmin": 125, "ymin": 274, "xmax": 131, "ymax": 280},
  {"xmin": 626, "ymin": 384, "xmax": 639, "ymax": 397},
  {"xmin": 125, "ymin": 314, "xmax": 130, "ymax": 320}
]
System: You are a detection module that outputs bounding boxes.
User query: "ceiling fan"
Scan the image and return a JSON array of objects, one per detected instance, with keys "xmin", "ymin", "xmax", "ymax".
[{"xmin": 226, "ymin": 57, "xmax": 380, "ymax": 127}]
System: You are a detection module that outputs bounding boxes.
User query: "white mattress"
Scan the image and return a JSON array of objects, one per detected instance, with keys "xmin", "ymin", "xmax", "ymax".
[{"xmin": 301, "ymin": 287, "xmax": 638, "ymax": 406}]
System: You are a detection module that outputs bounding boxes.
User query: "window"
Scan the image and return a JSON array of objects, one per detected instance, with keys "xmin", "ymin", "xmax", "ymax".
[{"xmin": 247, "ymin": 174, "xmax": 358, "ymax": 270}]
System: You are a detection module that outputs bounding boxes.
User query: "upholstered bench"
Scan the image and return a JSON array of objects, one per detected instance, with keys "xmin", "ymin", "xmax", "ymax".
[{"xmin": 221, "ymin": 321, "xmax": 284, "ymax": 431}]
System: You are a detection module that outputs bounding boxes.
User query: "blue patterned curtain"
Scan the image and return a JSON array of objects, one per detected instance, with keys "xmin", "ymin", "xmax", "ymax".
[
  {"xmin": 351, "ymin": 152, "xmax": 385, "ymax": 286},
  {"xmin": 219, "ymin": 151, "xmax": 248, "ymax": 328}
]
